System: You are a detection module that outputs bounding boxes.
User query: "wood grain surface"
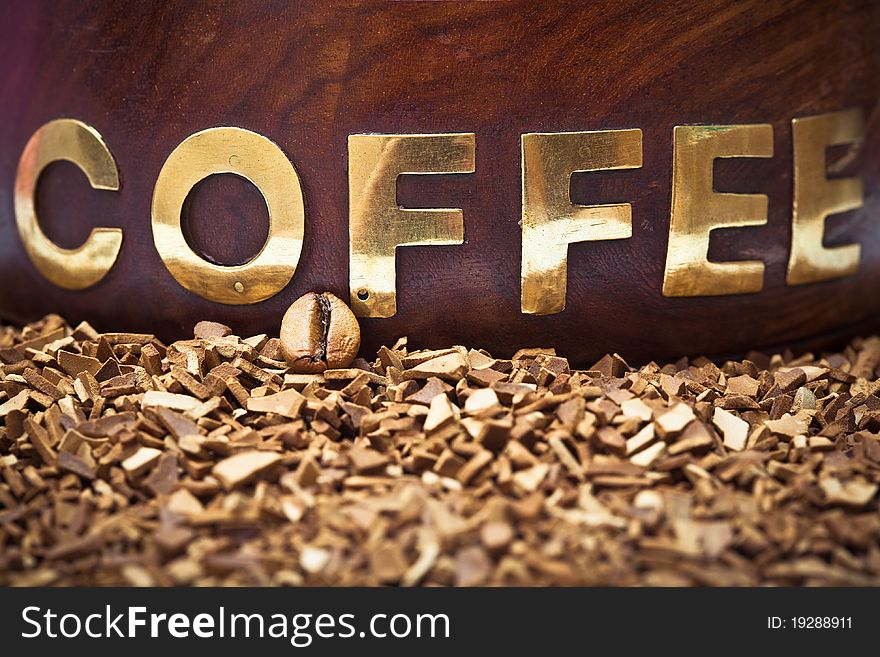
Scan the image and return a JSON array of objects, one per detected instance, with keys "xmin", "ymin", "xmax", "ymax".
[{"xmin": 0, "ymin": 0, "xmax": 877, "ymax": 364}]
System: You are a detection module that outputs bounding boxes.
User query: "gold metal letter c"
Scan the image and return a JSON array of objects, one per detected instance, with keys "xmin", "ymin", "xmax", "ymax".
[{"xmin": 14, "ymin": 118, "xmax": 122, "ymax": 290}]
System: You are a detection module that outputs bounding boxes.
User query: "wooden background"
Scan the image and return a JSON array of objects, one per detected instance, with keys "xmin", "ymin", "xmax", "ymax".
[{"xmin": 0, "ymin": 0, "xmax": 877, "ymax": 364}]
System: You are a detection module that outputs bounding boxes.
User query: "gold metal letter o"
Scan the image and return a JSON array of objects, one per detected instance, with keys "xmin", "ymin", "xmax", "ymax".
[{"xmin": 151, "ymin": 127, "xmax": 305, "ymax": 304}]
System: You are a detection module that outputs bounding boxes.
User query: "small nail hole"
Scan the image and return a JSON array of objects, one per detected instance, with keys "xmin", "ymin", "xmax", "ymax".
[{"xmin": 357, "ymin": 289, "xmax": 369, "ymax": 301}]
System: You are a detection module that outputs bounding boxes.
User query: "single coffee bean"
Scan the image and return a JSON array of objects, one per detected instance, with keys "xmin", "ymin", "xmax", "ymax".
[{"xmin": 280, "ymin": 292, "xmax": 360, "ymax": 373}]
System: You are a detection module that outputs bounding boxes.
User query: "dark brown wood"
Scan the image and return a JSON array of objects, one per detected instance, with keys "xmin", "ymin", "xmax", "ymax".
[{"xmin": 0, "ymin": 0, "xmax": 878, "ymax": 364}]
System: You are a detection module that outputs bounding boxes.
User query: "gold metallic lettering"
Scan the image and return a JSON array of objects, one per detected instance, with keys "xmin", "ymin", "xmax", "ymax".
[
  {"xmin": 151, "ymin": 127, "xmax": 305, "ymax": 304},
  {"xmin": 521, "ymin": 129, "xmax": 642, "ymax": 315},
  {"xmin": 348, "ymin": 133, "xmax": 476, "ymax": 317},
  {"xmin": 14, "ymin": 119, "xmax": 122, "ymax": 289},
  {"xmin": 662, "ymin": 124, "xmax": 773, "ymax": 297},
  {"xmin": 787, "ymin": 109, "xmax": 865, "ymax": 285}
]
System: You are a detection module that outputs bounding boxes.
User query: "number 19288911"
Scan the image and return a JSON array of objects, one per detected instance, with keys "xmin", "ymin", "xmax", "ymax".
[{"xmin": 767, "ymin": 616, "xmax": 852, "ymax": 629}]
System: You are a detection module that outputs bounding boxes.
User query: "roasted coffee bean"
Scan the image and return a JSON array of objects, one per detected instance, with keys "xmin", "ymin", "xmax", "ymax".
[{"xmin": 280, "ymin": 292, "xmax": 360, "ymax": 373}]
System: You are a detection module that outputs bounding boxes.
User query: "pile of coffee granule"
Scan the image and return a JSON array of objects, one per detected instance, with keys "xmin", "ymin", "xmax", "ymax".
[{"xmin": 1, "ymin": 314, "xmax": 878, "ymax": 586}]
